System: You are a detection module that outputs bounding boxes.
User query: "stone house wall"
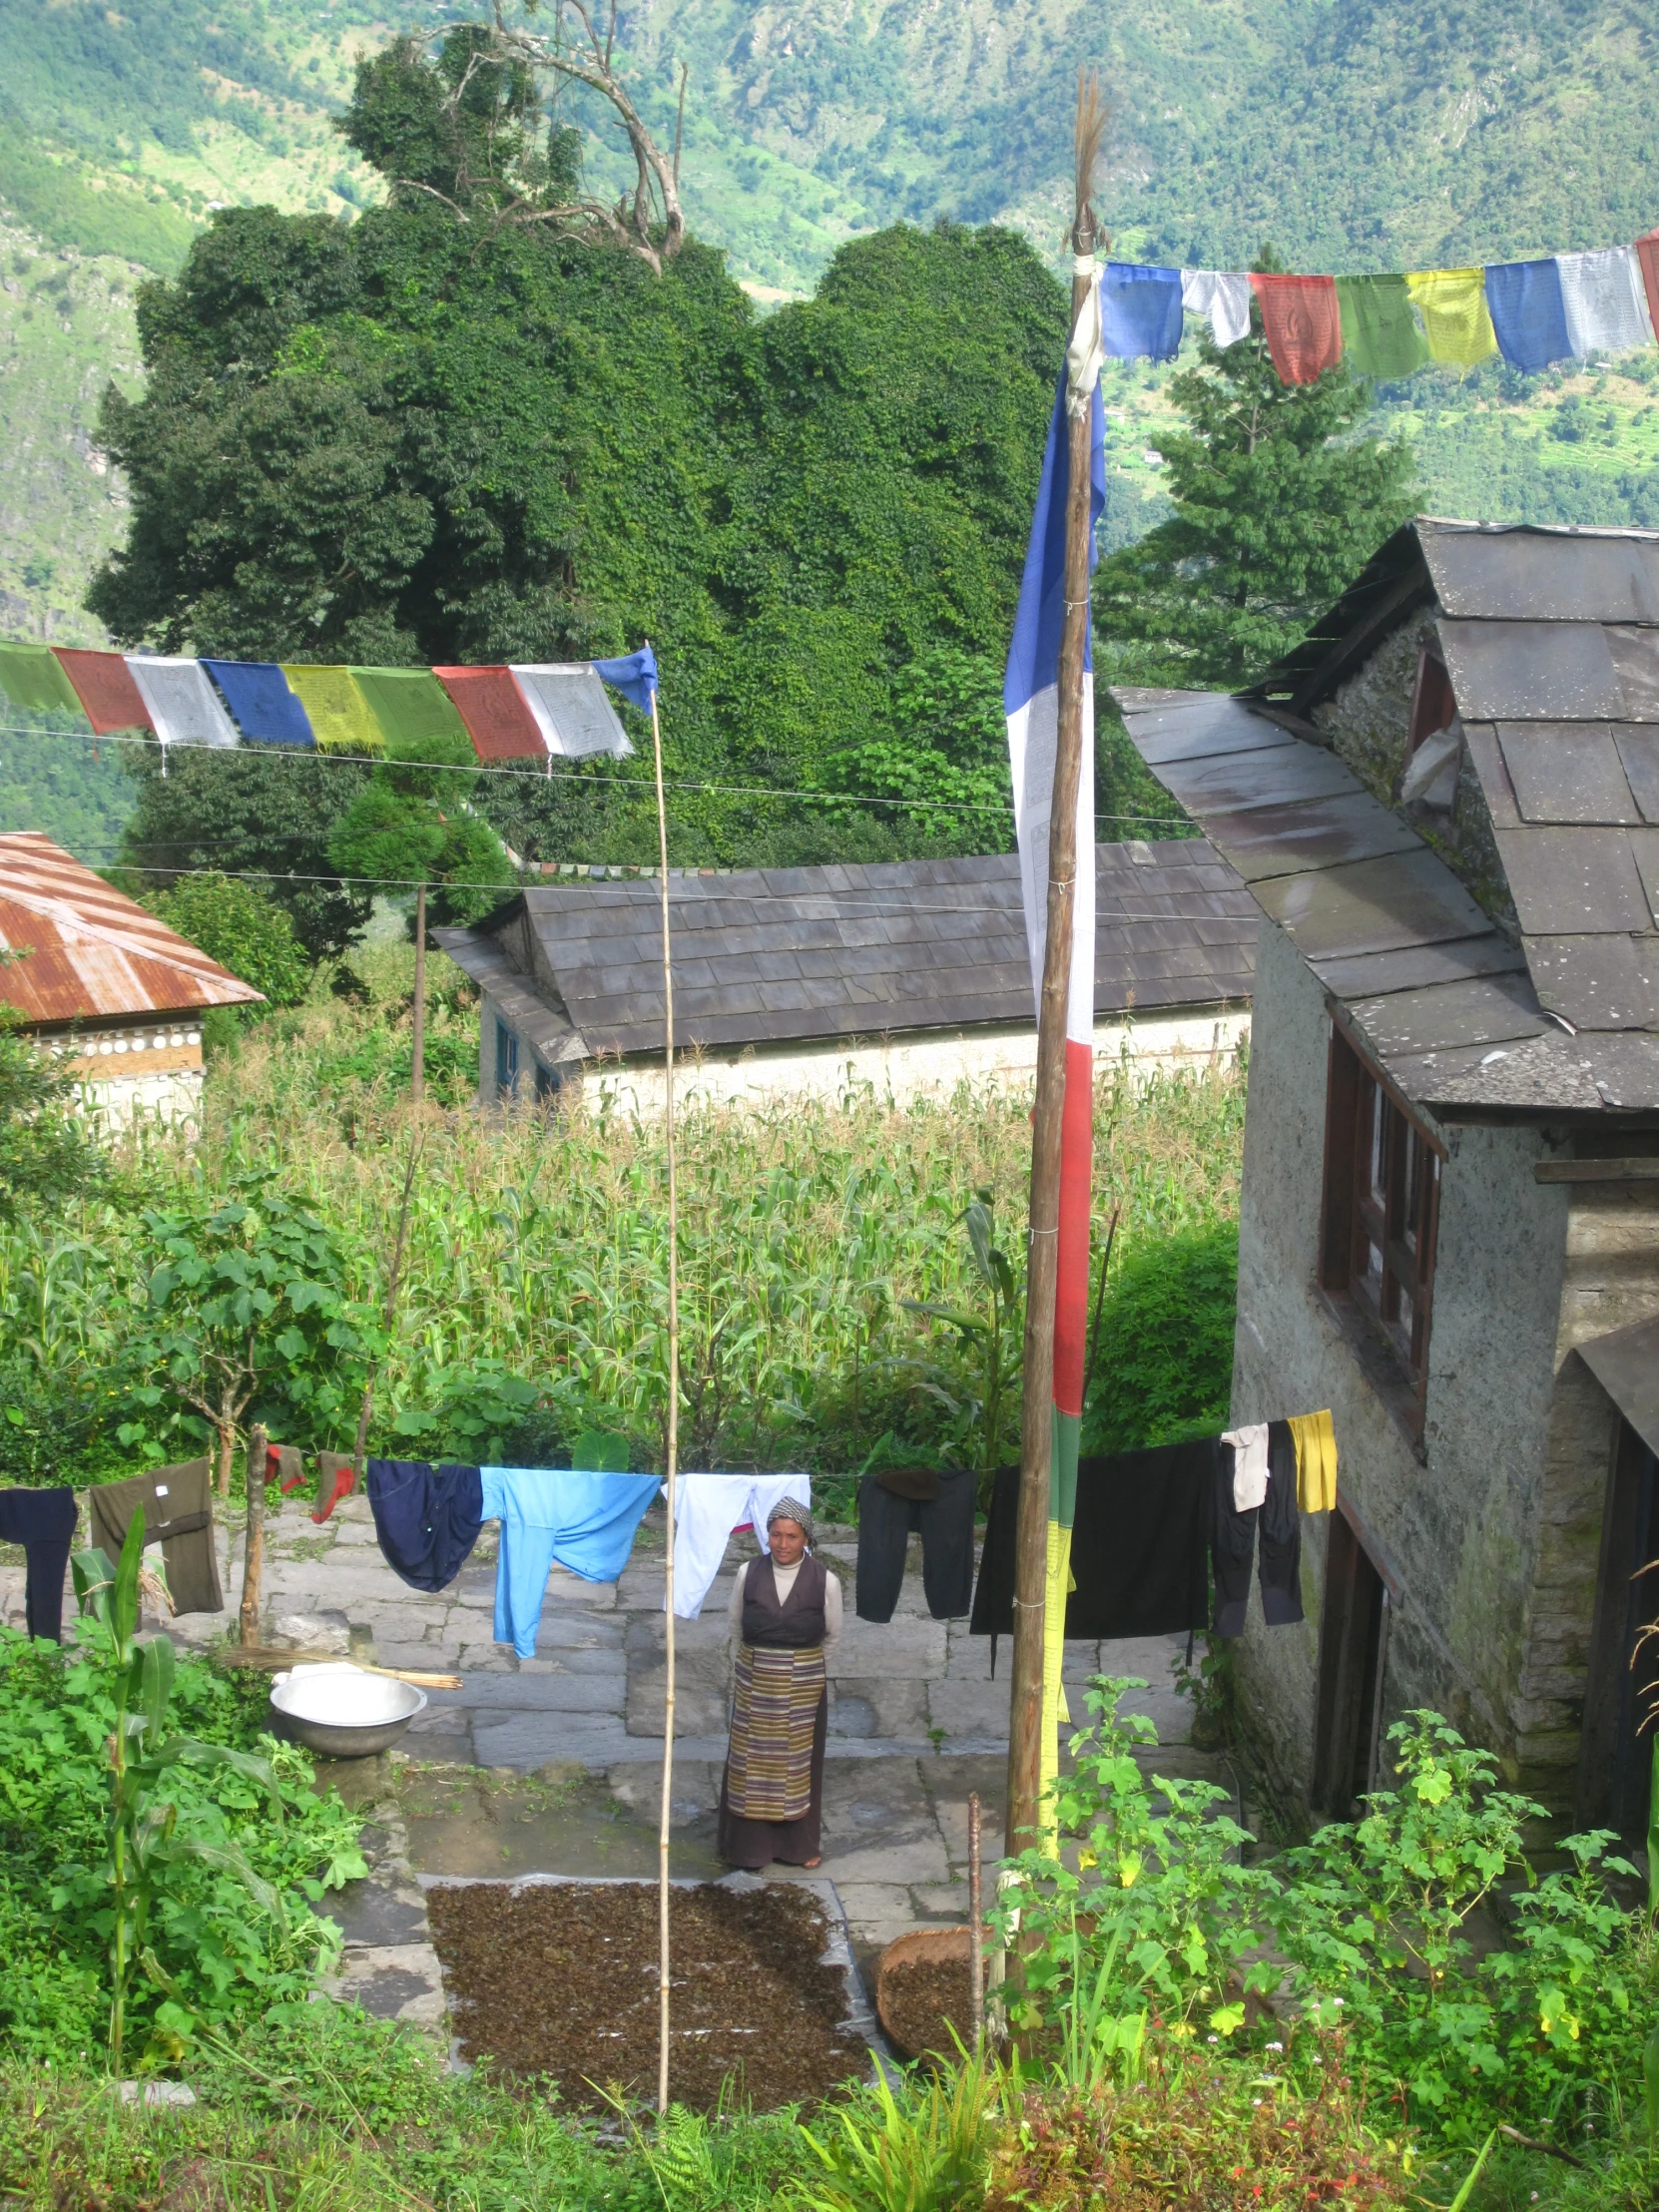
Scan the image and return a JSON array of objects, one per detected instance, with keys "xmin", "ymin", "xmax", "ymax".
[{"xmin": 1227, "ymin": 918, "xmax": 1579, "ymax": 1818}]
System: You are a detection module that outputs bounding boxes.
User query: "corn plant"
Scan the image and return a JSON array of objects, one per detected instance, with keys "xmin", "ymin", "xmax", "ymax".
[{"xmin": 71, "ymin": 1512, "xmax": 285, "ymax": 2077}]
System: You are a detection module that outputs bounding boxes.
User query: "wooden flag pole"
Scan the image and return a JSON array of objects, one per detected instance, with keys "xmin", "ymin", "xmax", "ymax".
[
  {"xmin": 1006, "ymin": 67, "xmax": 1107, "ymax": 1878},
  {"xmin": 650, "ymin": 659, "xmax": 682, "ymax": 2118}
]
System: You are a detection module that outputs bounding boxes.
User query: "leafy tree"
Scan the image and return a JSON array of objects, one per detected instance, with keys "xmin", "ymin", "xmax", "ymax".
[
  {"xmin": 1095, "ymin": 268, "xmax": 1415, "ymax": 689},
  {"xmin": 326, "ymin": 726, "xmax": 517, "ymax": 929},
  {"xmin": 0, "ymin": 989, "xmax": 104, "ymax": 1225},
  {"xmin": 116, "ymin": 747, "xmax": 371, "ymax": 963},
  {"xmin": 145, "ymin": 873, "xmax": 309, "ymax": 1008},
  {"xmin": 818, "ymin": 645, "xmax": 1009, "ymax": 844},
  {"xmin": 124, "ymin": 1176, "xmax": 370, "ymax": 1493},
  {"xmin": 84, "ymin": 37, "xmax": 1067, "ymax": 868}
]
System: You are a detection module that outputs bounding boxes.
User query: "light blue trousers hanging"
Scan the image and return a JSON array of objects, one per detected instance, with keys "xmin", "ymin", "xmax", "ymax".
[{"xmin": 480, "ymin": 1467, "xmax": 659, "ymax": 1657}]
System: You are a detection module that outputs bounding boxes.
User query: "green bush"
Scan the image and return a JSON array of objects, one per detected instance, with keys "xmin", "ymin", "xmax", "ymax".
[
  {"xmin": 145, "ymin": 871, "xmax": 311, "ymax": 1008},
  {"xmin": 0, "ymin": 1621, "xmax": 364, "ymax": 2067},
  {"xmin": 1081, "ymin": 1219, "xmax": 1238, "ymax": 1452}
]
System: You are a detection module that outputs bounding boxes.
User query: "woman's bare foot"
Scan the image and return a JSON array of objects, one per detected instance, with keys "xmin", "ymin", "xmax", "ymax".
[{"xmin": 803, "ymin": 1856, "xmax": 822, "ymax": 1869}]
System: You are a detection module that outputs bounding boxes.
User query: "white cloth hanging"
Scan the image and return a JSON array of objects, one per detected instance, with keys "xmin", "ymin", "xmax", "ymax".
[
  {"xmin": 1065, "ymin": 265, "xmax": 1103, "ymax": 416},
  {"xmin": 1223, "ymin": 1423, "xmax": 1271, "ymax": 1512},
  {"xmin": 1181, "ymin": 270, "xmax": 1253, "ymax": 349},
  {"xmin": 1557, "ymin": 248, "xmax": 1655, "ymax": 359},
  {"xmin": 666, "ymin": 1473, "xmax": 813, "ymax": 1619},
  {"xmin": 124, "ymin": 658, "xmax": 240, "ymax": 751}
]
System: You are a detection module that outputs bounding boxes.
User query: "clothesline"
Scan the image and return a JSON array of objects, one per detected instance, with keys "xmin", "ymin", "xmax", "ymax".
[{"xmin": 1099, "ymin": 231, "xmax": 1659, "ymax": 385}]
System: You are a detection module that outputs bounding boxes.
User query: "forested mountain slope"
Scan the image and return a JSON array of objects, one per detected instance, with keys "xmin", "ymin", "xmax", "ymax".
[{"xmin": 3, "ymin": 0, "xmax": 1659, "ymax": 654}]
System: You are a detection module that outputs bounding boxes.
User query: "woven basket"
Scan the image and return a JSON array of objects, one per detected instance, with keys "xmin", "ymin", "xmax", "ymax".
[{"xmin": 874, "ymin": 1926, "xmax": 973, "ymax": 2058}]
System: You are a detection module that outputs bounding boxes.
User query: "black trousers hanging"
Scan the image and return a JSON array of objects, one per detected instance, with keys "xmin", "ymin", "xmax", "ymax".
[
  {"xmin": 0, "ymin": 1487, "xmax": 77, "ymax": 1642},
  {"xmin": 854, "ymin": 1469, "xmax": 976, "ymax": 1621}
]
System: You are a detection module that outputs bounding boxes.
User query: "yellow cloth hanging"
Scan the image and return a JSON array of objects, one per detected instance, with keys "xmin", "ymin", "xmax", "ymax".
[
  {"xmin": 1290, "ymin": 1409, "xmax": 1339, "ymax": 1513},
  {"xmin": 1405, "ymin": 270, "xmax": 1497, "ymax": 366},
  {"xmin": 1037, "ymin": 1521, "xmax": 1074, "ymax": 1860},
  {"xmin": 280, "ymin": 665, "xmax": 383, "ymax": 756}
]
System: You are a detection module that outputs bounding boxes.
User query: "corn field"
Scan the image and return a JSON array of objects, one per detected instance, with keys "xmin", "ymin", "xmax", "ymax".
[{"xmin": 0, "ymin": 948, "xmax": 1247, "ymax": 1482}]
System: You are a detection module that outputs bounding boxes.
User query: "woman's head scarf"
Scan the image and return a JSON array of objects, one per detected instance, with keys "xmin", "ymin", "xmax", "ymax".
[{"xmin": 765, "ymin": 1494, "xmax": 815, "ymax": 1546}]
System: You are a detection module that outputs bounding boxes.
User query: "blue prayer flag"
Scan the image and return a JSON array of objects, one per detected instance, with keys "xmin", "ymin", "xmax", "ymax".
[
  {"xmin": 1099, "ymin": 264, "xmax": 1184, "ymax": 361},
  {"xmin": 1484, "ymin": 260, "xmax": 1572, "ymax": 374},
  {"xmin": 592, "ymin": 646, "xmax": 659, "ymax": 713},
  {"xmin": 202, "ymin": 659, "xmax": 315, "ymax": 748}
]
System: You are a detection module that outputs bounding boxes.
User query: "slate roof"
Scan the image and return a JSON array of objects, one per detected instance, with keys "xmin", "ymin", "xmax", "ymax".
[
  {"xmin": 1115, "ymin": 518, "xmax": 1659, "ymax": 1118},
  {"xmin": 0, "ymin": 831, "xmax": 264, "ymax": 1027},
  {"xmin": 434, "ymin": 839, "xmax": 1256, "ymax": 1062}
]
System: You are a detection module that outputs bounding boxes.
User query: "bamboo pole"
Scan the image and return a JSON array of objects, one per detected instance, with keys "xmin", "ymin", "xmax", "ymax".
[
  {"xmin": 239, "ymin": 1424, "xmax": 269, "ymax": 1647},
  {"xmin": 1006, "ymin": 67, "xmax": 1106, "ymax": 1872},
  {"xmin": 967, "ymin": 1791, "xmax": 985, "ymax": 2052},
  {"xmin": 651, "ymin": 666, "xmax": 682, "ymax": 2118},
  {"xmin": 411, "ymin": 881, "xmax": 427, "ymax": 1106}
]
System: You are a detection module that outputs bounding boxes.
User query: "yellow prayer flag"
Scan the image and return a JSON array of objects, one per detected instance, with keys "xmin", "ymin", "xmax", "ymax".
[
  {"xmin": 280, "ymin": 665, "xmax": 383, "ymax": 755},
  {"xmin": 1405, "ymin": 270, "xmax": 1497, "ymax": 367}
]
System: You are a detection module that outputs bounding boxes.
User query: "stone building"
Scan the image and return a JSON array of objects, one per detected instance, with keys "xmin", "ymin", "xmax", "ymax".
[
  {"xmin": 1115, "ymin": 518, "xmax": 1659, "ymax": 1836},
  {"xmin": 433, "ymin": 840, "xmax": 1256, "ymax": 1115},
  {"xmin": 0, "ymin": 831, "xmax": 262, "ymax": 1129}
]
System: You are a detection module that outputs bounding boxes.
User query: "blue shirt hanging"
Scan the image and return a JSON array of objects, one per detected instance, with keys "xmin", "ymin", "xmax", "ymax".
[
  {"xmin": 591, "ymin": 647, "xmax": 659, "ymax": 714},
  {"xmin": 1484, "ymin": 260, "xmax": 1572, "ymax": 374},
  {"xmin": 202, "ymin": 659, "xmax": 316, "ymax": 748},
  {"xmin": 1099, "ymin": 264, "xmax": 1184, "ymax": 361},
  {"xmin": 481, "ymin": 1466, "xmax": 660, "ymax": 1657}
]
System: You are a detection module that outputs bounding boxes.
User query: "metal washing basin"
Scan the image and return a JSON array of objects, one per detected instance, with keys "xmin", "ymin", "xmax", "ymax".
[{"xmin": 270, "ymin": 1662, "xmax": 428, "ymax": 1758}]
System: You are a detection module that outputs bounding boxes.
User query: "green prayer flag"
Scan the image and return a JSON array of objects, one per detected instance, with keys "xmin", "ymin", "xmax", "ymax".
[
  {"xmin": 1336, "ymin": 275, "xmax": 1431, "ymax": 381},
  {"xmin": 0, "ymin": 643, "xmax": 88, "ymax": 720},
  {"xmin": 350, "ymin": 667, "xmax": 472, "ymax": 760},
  {"xmin": 280, "ymin": 665, "xmax": 382, "ymax": 756}
]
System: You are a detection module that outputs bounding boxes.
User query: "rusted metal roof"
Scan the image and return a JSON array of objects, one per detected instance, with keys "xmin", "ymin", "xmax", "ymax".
[
  {"xmin": 0, "ymin": 833, "xmax": 264, "ymax": 1026},
  {"xmin": 1115, "ymin": 515, "xmax": 1659, "ymax": 1117},
  {"xmin": 434, "ymin": 839, "xmax": 1257, "ymax": 1063}
]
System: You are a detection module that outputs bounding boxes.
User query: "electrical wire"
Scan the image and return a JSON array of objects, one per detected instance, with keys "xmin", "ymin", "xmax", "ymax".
[{"xmin": 0, "ymin": 719, "xmax": 1190, "ymax": 828}]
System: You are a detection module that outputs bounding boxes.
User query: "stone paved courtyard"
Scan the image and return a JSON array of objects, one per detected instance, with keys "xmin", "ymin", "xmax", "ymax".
[{"xmin": 2, "ymin": 1484, "xmax": 1237, "ymax": 1979}]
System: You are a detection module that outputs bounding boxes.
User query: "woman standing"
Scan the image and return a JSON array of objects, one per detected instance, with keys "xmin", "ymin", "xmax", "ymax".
[{"xmin": 718, "ymin": 1497, "xmax": 841, "ymax": 1870}]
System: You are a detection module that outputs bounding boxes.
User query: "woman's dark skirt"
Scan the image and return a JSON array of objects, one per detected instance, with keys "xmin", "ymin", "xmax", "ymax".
[{"xmin": 717, "ymin": 1685, "xmax": 829, "ymax": 1869}]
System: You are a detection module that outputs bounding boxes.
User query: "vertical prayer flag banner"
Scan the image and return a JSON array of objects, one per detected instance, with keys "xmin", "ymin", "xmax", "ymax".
[{"xmin": 1004, "ymin": 299, "xmax": 1104, "ymax": 1853}]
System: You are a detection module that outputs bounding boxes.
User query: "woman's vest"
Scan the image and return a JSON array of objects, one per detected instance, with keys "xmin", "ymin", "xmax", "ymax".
[{"xmin": 741, "ymin": 1553, "xmax": 828, "ymax": 1648}]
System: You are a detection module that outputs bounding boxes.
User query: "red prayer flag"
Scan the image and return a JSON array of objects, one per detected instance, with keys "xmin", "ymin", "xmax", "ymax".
[
  {"xmin": 51, "ymin": 650, "xmax": 154, "ymax": 735},
  {"xmin": 1249, "ymin": 273, "xmax": 1343, "ymax": 384},
  {"xmin": 1635, "ymin": 233, "xmax": 1659, "ymax": 348},
  {"xmin": 434, "ymin": 665, "xmax": 548, "ymax": 763}
]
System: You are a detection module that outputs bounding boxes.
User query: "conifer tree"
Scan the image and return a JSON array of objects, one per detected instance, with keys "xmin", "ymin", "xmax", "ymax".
[{"xmin": 1095, "ymin": 253, "xmax": 1415, "ymax": 689}]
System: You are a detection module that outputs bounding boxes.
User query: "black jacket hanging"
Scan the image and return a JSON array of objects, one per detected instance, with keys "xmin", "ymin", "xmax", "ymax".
[{"xmin": 1258, "ymin": 1419, "xmax": 1304, "ymax": 1624}]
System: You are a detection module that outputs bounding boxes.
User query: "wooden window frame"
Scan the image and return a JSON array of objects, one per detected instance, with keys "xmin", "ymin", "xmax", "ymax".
[
  {"xmin": 1405, "ymin": 643, "xmax": 1456, "ymax": 761},
  {"xmin": 494, "ymin": 1017, "xmax": 519, "ymax": 1098},
  {"xmin": 1319, "ymin": 1013, "xmax": 1444, "ymax": 1440}
]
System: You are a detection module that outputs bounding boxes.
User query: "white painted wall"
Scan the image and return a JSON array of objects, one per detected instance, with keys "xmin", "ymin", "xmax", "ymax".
[
  {"xmin": 37, "ymin": 1019, "xmax": 207, "ymax": 1135},
  {"xmin": 577, "ymin": 1006, "xmax": 1250, "ymax": 1117}
]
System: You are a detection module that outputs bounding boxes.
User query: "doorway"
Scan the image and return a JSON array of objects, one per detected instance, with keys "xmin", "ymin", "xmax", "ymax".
[
  {"xmin": 1577, "ymin": 1419, "xmax": 1659, "ymax": 1837},
  {"xmin": 1314, "ymin": 1510, "xmax": 1390, "ymax": 1819}
]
